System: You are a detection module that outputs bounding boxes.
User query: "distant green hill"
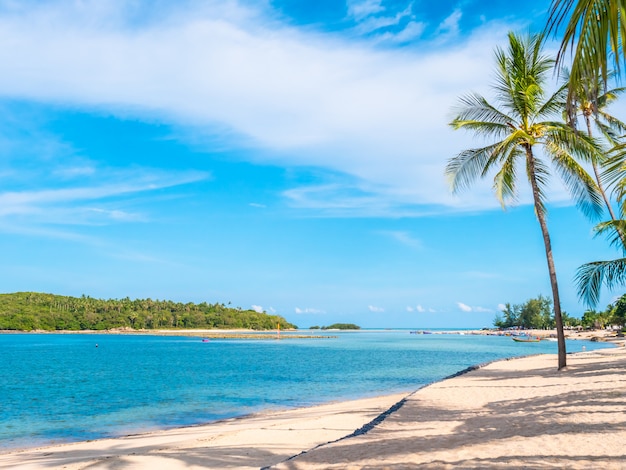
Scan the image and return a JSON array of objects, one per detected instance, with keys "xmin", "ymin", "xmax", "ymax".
[
  {"xmin": 320, "ymin": 323, "xmax": 360, "ymax": 330},
  {"xmin": 0, "ymin": 292, "xmax": 297, "ymax": 331}
]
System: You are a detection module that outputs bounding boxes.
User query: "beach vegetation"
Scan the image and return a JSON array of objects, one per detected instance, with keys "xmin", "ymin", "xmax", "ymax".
[
  {"xmin": 493, "ymin": 295, "xmax": 581, "ymax": 330},
  {"xmin": 609, "ymin": 293, "xmax": 626, "ymax": 328},
  {"xmin": 580, "ymin": 293, "xmax": 626, "ymax": 329},
  {"xmin": 447, "ymin": 32, "xmax": 604, "ymax": 369},
  {"xmin": 494, "ymin": 295, "xmax": 581, "ymax": 329},
  {"xmin": 0, "ymin": 292, "xmax": 297, "ymax": 331},
  {"xmin": 320, "ymin": 323, "xmax": 360, "ymax": 330}
]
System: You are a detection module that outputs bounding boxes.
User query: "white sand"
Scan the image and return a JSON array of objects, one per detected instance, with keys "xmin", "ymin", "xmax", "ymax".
[
  {"xmin": 272, "ymin": 347, "xmax": 626, "ymax": 469},
  {"xmin": 0, "ymin": 394, "xmax": 406, "ymax": 469},
  {"xmin": 2, "ymin": 339, "xmax": 626, "ymax": 469}
]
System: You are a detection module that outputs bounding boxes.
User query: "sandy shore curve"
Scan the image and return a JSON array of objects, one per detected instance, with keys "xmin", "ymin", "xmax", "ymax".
[{"xmin": 2, "ymin": 343, "xmax": 626, "ymax": 469}]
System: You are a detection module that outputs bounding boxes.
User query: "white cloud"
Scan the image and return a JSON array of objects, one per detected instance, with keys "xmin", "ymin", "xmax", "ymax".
[
  {"xmin": 251, "ymin": 304, "xmax": 263, "ymax": 313},
  {"xmin": 376, "ymin": 20, "xmax": 426, "ymax": 43},
  {"xmin": 294, "ymin": 307, "xmax": 325, "ymax": 314},
  {"xmin": 352, "ymin": 3, "xmax": 413, "ymax": 36},
  {"xmin": 368, "ymin": 305, "xmax": 384, "ymax": 312},
  {"xmin": 435, "ymin": 9, "xmax": 462, "ymax": 40},
  {"xmin": 406, "ymin": 306, "xmax": 414, "ymax": 312},
  {"xmin": 0, "ymin": 168, "xmax": 208, "ymax": 224},
  {"xmin": 457, "ymin": 302, "xmax": 492, "ymax": 313},
  {"xmin": 497, "ymin": 303, "xmax": 506, "ymax": 311},
  {"xmin": 416, "ymin": 305, "xmax": 426, "ymax": 312},
  {"xmin": 347, "ymin": 0, "xmax": 385, "ymax": 21},
  {"xmin": 0, "ymin": 1, "xmax": 539, "ymax": 216},
  {"xmin": 407, "ymin": 304, "xmax": 427, "ymax": 313}
]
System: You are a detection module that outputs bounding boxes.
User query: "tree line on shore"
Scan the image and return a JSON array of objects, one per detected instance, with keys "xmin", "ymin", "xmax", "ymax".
[
  {"xmin": 309, "ymin": 323, "xmax": 360, "ymax": 330},
  {"xmin": 0, "ymin": 292, "xmax": 297, "ymax": 331},
  {"xmin": 494, "ymin": 294, "xmax": 626, "ymax": 331}
]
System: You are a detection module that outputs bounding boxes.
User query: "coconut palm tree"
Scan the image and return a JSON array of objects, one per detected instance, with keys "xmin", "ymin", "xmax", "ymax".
[
  {"xmin": 446, "ymin": 32, "xmax": 603, "ymax": 370},
  {"xmin": 546, "ymin": 0, "xmax": 626, "ymax": 119},
  {"xmin": 570, "ymin": 70, "xmax": 626, "ymax": 223}
]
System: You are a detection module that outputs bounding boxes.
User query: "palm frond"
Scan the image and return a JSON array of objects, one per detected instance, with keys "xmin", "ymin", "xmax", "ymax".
[
  {"xmin": 493, "ymin": 151, "xmax": 519, "ymax": 207},
  {"xmin": 576, "ymin": 257, "xmax": 626, "ymax": 307},
  {"xmin": 446, "ymin": 143, "xmax": 508, "ymax": 193},
  {"xmin": 536, "ymin": 83, "xmax": 569, "ymax": 118},
  {"xmin": 601, "ymin": 142, "xmax": 626, "ymax": 191},
  {"xmin": 548, "ymin": 0, "xmax": 626, "ymax": 119},
  {"xmin": 594, "ymin": 219, "xmax": 626, "ymax": 252},
  {"xmin": 451, "ymin": 93, "xmax": 515, "ymax": 127},
  {"xmin": 541, "ymin": 124, "xmax": 604, "ymax": 218}
]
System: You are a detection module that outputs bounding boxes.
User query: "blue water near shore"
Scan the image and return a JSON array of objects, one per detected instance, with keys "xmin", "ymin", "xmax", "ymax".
[{"xmin": 0, "ymin": 330, "xmax": 611, "ymax": 450}]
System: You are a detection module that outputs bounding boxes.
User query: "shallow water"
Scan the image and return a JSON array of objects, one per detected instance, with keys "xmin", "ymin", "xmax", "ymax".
[{"xmin": 0, "ymin": 330, "xmax": 610, "ymax": 450}]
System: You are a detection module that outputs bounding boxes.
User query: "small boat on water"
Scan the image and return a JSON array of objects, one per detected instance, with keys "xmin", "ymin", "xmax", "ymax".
[{"xmin": 512, "ymin": 336, "xmax": 540, "ymax": 343}]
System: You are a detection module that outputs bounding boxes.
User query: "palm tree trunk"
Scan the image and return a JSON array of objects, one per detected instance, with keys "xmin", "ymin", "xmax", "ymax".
[
  {"xmin": 584, "ymin": 115, "xmax": 620, "ymax": 221},
  {"xmin": 526, "ymin": 145, "xmax": 567, "ymax": 370}
]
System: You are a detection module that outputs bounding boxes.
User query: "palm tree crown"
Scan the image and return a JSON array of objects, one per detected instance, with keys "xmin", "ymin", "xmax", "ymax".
[
  {"xmin": 547, "ymin": 0, "xmax": 626, "ymax": 118},
  {"xmin": 447, "ymin": 32, "xmax": 603, "ymax": 370}
]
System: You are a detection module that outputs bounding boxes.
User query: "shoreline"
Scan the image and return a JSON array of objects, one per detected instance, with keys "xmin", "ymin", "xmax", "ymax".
[
  {"xmin": 1, "ymin": 327, "xmax": 623, "ymax": 342},
  {"xmin": 2, "ymin": 343, "xmax": 626, "ymax": 468},
  {"xmin": 0, "ymin": 392, "xmax": 410, "ymax": 469}
]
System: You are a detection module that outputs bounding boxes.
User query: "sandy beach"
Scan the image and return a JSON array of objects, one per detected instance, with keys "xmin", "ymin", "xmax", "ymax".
[{"xmin": 2, "ymin": 334, "xmax": 626, "ymax": 469}]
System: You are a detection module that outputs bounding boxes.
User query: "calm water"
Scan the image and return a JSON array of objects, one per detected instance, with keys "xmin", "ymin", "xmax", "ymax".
[{"xmin": 0, "ymin": 331, "xmax": 610, "ymax": 450}]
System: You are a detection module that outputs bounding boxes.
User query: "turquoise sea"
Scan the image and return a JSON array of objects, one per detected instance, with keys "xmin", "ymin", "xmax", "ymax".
[{"xmin": 0, "ymin": 330, "xmax": 611, "ymax": 450}]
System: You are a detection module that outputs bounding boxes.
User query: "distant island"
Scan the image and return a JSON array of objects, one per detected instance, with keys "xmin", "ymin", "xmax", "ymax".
[
  {"xmin": 309, "ymin": 323, "xmax": 360, "ymax": 330},
  {"xmin": 0, "ymin": 292, "xmax": 297, "ymax": 331}
]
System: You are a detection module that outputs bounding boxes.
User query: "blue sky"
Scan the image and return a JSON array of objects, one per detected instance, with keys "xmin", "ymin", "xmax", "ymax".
[{"xmin": 0, "ymin": 0, "xmax": 623, "ymax": 328}]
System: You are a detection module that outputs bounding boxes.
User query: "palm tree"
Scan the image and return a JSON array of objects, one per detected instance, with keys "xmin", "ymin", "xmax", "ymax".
[
  {"xmin": 446, "ymin": 32, "xmax": 603, "ymax": 370},
  {"xmin": 546, "ymin": 0, "xmax": 626, "ymax": 119},
  {"xmin": 570, "ymin": 71, "xmax": 626, "ymax": 220}
]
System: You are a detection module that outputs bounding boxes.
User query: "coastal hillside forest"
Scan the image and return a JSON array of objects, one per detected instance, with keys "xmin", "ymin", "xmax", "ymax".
[{"xmin": 0, "ymin": 292, "xmax": 297, "ymax": 331}]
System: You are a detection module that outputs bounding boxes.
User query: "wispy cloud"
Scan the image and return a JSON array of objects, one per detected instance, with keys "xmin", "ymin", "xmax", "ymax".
[
  {"xmin": 457, "ymin": 302, "xmax": 473, "ymax": 312},
  {"xmin": 379, "ymin": 230, "xmax": 422, "ymax": 249},
  {"xmin": 375, "ymin": 20, "xmax": 426, "ymax": 43},
  {"xmin": 347, "ymin": 0, "xmax": 385, "ymax": 21},
  {"xmin": 0, "ymin": 168, "xmax": 209, "ymax": 223},
  {"xmin": 351, "ymin": 3, "xmax": 414, "ymax": 36},
  {"xmin": 435, "ymin": 9, "xmax": 463, "ymax": 41},
  {"xmin": 251, "ymin": 305, "xmax": 264, "ymax": 313},
  {"xmin": 294, "ymin": 307, "xmax": 326, "ymax": 314},
  {"xmin": 0, "ymin": 1, "xmax": 530, "ymax": 216},
  {"xmin": 368, "ymin": 305, "xmax": 384, "ymax": 312}
]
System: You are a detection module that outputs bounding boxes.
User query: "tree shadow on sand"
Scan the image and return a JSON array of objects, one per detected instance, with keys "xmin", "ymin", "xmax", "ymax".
[{"xmin": 269, "ymin": 354, "xmax": 626, "ymax": 469}]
